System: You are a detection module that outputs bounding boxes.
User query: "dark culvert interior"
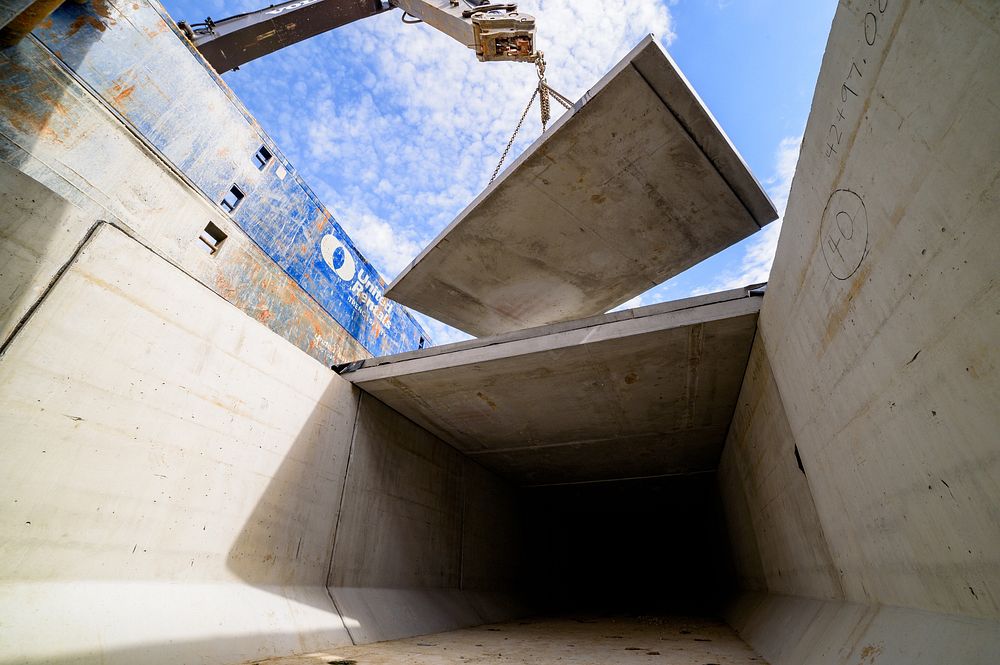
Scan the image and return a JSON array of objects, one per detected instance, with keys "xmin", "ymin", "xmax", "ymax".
[{"xmin": 520, "ymin": 474, "xmax": 735, "ymax": 618}]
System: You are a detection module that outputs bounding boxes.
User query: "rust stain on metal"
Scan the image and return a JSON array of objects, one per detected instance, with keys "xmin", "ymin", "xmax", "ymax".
[
  {"xmin": 143, "ymin": 21, "xmax": 168, "ymax": 38},
  {"xmin": 2, "ymin": 91, "xmax": 56, "ymax": 137},
  {"xmin": 110, "ymin": 82, "xmax": 136, "ymax": 105},
  {"xmin": 204, "ymin": 242, "xmax": 371, "ymax": 365},
  {"xmin": 90, "ymin": 0, "xmax": 115, "ymax": 20},
  {"xmin": 67, "ymin": 13, "xmax": 105, "ymax": 36},
  {"xmin": 212, "ymin": 273, "xmax": 237, "ymax": 301},
  {"xmin": 256, "ymin": 298, "xmax": 274, "ymax": 323},
  {"xmin": 0, "ymin": 54, "xmax": 86, "ymax": 145}
]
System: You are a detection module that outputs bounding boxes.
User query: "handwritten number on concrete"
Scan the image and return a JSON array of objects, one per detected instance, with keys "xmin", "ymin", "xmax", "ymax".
[
  {"xmin": 820, "ymin": 189, "xmax": 869, "ymax": 280},
  {"xmin": 823, "ymin": 1, "xmax": 889, "ymax": 161},
  {"xmin": 865, "ymin": 13, "xmax": 878, "ymax": 46}
]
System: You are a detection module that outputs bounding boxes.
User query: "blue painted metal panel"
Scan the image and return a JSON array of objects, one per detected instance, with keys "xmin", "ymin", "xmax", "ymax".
[
  {"xmin": 31, "ymin": 0, "xmax": 429, "ymax": 357},
  {"xmin": 0, "ymin": 36, "xmax": 374, "ymax": 367}
]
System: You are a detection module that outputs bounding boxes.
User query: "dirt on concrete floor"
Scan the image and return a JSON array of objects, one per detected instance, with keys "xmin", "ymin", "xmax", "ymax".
[{"xmin": 249, "ymin": 615, "xmax": 767, "ymax": 665}]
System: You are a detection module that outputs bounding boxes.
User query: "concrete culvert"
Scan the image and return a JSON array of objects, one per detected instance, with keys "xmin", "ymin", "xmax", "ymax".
[{"xmin": 1, "ymin": 0, "xmax": 998, "ymax": 664}]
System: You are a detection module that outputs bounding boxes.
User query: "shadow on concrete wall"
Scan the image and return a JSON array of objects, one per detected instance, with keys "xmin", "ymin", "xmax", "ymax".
[
  {"xmin": 222, "ymin": 380, "xmax": 527, "ymax": 637},
  {"xmin": 222, "ymin": 376, "xmax": 361, "ymax": 613},
  {"xmin": 0, "ymin": 164, "xmax": 81, "ymax": 345},
  {"xmin": 220, "ymin": 380, "xmax": 524, "ymax": 603}
]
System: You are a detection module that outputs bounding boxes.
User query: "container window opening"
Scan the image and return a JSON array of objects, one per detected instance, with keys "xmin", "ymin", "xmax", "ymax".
[
  {"xmin": 220, "ymin": 185, "xmax": 244, "ymax": 213},
  {"xmin": 252, "ymin": 145, "xmax": 272, "ymax": 170},
  {"xmin": 198, "ymin": 221, "xmax": 228, "ymax": 255}
]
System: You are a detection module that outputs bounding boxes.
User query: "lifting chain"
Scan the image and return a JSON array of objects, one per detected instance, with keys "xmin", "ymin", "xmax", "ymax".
[
  {"xmin": 489, "ymin": 52, "xmax": 573, "ymax": 185},
  {"xmin": 489, "ymin": 86, "xmax": 539, "ymax": 185},
  {"xmin": 536, "ymin": 55, "xmax": 552, "ymax": 130}
]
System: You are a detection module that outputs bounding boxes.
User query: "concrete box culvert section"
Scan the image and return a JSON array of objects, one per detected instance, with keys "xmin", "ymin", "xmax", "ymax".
[
  {"xmin": 344, "ymin": 287, "xmax": 762, "ymax": 487},
  {"xmin": 385, "ymin": 36, "xmax": 777, "ymax": 338},
  {"xmin": 2, "ymin": 0, "xmax": 1000, "ymax": 663}
]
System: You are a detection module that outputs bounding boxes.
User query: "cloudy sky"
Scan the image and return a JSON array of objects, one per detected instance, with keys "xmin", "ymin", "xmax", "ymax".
[{"xmin": 162, "ymin": 0, "xmax": 837, "ymax": 344}]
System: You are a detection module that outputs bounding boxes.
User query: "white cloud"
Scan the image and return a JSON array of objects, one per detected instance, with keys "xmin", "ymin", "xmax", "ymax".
[
  {"xmin": 768, "ymin": 135, "xmax": 801, "ymax": 217},
  {"xmin": 410, "ymin": 311, "xmax": 474, "ymax": 346},
  {"xmin": 609, "ymin": 294, "xmax": 646, "ymax": 313}
]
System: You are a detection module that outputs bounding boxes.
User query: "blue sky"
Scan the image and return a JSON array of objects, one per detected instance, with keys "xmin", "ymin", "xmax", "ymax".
[{"xmin": 161, "ymin": 0, "xmax": 837, "ymax": 344}]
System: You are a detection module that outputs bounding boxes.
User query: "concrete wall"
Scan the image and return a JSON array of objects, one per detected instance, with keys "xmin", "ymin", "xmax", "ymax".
[
  {"xmin": 719, "ymin": 0, "xmax": 1000, "ymax": 662},
  {"xmin": 727, "ymin": 592, "xmax": 1000, "ymax": 665},
  {"xmin": 720, "ymin": 337, "xmax": 1000, "ymax": 664},
  {"xmin": 0, "ymin": 224, "xmax": 357, "ymax": 663},
  {"xmin": 329, "ymin": 395, "xmax": 524, "ymax": 644},
  {"xmin": 0, "ymin": 220, "xmax": 522, "ymax": 663},
  {"xmin": 718, "ymin": 337, "xmax": 843, "ymax": 600}
]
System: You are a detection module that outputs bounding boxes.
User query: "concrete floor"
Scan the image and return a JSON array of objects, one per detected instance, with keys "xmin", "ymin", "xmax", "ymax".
[{"xmin": 250, "ymin": 616, "xmax": 767, "ymax": 664}]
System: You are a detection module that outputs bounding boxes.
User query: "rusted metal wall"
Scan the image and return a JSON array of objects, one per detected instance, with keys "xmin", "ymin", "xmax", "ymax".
[
  {"xmin": 13, "ymin": 0, "xmax": 428, "ymax": 358},
  {"xmin": 0, "ymin": 10, "xmax": 412, "ymax": 365}
]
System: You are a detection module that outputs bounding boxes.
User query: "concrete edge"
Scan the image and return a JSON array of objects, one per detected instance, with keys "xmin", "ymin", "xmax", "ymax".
[
  {"xmin": 346, "ymin": 289, "xmax": 761, "ymax": 383},
  {"xmin": 344, "ymin": 283, "xmax": 764, "ymax": 372}
]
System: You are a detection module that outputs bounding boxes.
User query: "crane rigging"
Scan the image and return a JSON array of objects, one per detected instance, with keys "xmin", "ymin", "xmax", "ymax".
[{"xmin": 178, "ymin": 0, "xmax": 538, "ymax": 74}]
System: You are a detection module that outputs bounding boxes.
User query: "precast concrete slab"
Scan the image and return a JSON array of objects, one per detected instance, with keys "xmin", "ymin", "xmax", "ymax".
[
  {"xmin": 345, "ymin": 287, "xmax": 761, "ymax": 485},
  {"xmin": 385, "ymin": 36, "xmax": 777, "ymax": 337}
]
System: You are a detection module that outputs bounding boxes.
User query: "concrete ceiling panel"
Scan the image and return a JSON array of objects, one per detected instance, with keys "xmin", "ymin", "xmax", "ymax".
[{"xmin": 346, "ymin": 288, "xmax": 761, "ymax": 485}]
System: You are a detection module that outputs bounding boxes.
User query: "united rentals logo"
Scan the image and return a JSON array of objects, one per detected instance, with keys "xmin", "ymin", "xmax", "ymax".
[
  {"xmin": 320, "ymin": 234, "xmax": 356, "ymax": 281},
  {"xmin": 320, "ymin": 234, "xmax": 393, "ymax": 330}
]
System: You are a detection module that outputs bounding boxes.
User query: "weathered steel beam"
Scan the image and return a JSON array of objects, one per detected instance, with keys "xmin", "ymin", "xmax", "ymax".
[{"xmin": 182, "ymin": 0, "xmax": 389, "ymax": 74}]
